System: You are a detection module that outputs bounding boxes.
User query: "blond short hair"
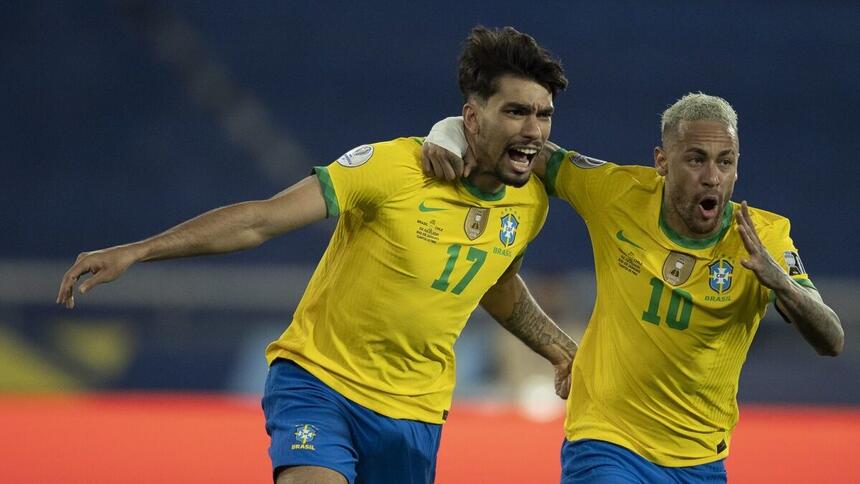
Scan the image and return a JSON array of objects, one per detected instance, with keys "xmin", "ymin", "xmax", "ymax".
[{"xmin": 661, "ymin": 92, "xmax": 738, "ymax": 143}]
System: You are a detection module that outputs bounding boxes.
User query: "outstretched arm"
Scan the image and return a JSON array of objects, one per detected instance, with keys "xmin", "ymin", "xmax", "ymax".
[
  {"xmin": 56, "ymin": 175, "xmax": 327, "ymax": 308},
  {"xmin": 480, "ymin": 258, "xmax": 578, "ymax": 398},
  {"xmin": 735, "ymin": 201, "xmax": 843, "ymax": 356}
]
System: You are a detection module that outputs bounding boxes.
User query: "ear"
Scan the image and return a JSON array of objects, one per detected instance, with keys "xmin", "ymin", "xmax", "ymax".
[
  {"xmin": 734, "ymin": 155, "xmax": 739, "ymax": 182},
  {"xmin": 462, "ymin": 101, "xmax": 480, "ymax": 136},
  {"xmin": 654, "ymin": 146, "xmax": 668, "ymax": 176}
]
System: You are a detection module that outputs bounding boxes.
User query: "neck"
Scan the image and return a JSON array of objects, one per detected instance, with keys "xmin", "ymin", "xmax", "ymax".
[{"xmin": 464, "ymin": 135, "xmax": 503, "ymax": 194}]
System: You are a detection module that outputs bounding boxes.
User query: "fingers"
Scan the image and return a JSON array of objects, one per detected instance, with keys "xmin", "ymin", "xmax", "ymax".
[
  {"xmin": 462, "ymin": 156, "xmax": 476, "ymax": 178},
  {"xmin": 420, "ymin": 145, "xmax": 433, "ymax": 175},
  {"xmin": 423, "ymin": 144, "xmax": 466, "ymax": 181},
  {"xmin": 735, "ymin": 201, "xmax": 760, "ymax": 256},
  {"xmin": 556, "ymin": 375, "xmax": 571, "ymax": 400},
  {"xmin": 56, "ymin": 262, "xmax": 90, "ymax": 307}
]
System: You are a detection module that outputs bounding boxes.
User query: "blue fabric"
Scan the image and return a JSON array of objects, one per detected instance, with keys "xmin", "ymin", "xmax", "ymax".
[
  {"xmin": 561, "ymin": 439, "xmax": 726, "ymax": 484},
  {"xmin": 262, "ymin": 359, "xmax": 443, "ymax": 484}
]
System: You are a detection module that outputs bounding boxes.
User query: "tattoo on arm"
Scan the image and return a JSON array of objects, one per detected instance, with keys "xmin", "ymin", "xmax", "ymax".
[{"xmin": 500, "ymin": 288, "xmax": 577, "ymax": 362}]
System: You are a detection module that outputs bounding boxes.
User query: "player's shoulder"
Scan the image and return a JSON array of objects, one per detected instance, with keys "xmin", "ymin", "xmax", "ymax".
[
  {"xmin": 559, "ymin": 149, "xmax": 657, "ymax": 180},
  {"xmin": 335, "ymin": 137, "xmax": 423, "ymax": 173},
  {"xmin": 739, "ymin": 203, "xmax": 793, "ymax": 237}
]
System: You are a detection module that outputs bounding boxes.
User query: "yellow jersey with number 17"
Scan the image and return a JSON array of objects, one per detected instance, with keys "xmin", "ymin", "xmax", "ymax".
[
  {"xmin": 546, "ymin": 148, "xmax": 814, "ymax": 466},
  {"xmin": 266, "ymin": 137, "xmax": 548, "ymax": 424}
]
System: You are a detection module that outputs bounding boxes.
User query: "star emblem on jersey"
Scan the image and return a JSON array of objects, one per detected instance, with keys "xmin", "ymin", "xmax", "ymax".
[
  {"xmin": 291, "ymin": 424, "xmax": 318, "ymax": 451},
  {"xmin": 708, "ymin": 259, "xmax": 734, "ymax": 294},
  {"xmin": 499, "ymin": 213, "xmax": 519, "ymax": 247},
  {"xmin": 464, "ymin": 207, "xmax": 490, "ymax": 240}
]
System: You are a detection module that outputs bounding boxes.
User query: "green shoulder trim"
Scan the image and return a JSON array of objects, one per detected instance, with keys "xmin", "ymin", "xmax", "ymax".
[
  {"xmin": 461, "ymin": 177, "xmax": 505, "ymax": 201},
  {"xmin": 544, "ymin": 148, "xmax": 567, "ymax": 197},
  {"xmin": 659, "ymin": 199, "xmax": 733, "ymax": 250},
  {"xmin": 312, "ymin": 166, "xmax": 340, "ymax": 218},
  {"xmin": 411, "ymin": 136, "xmax": 424, "ymax": 146},
  {"xmin": 768, "ymin": 278, "xmax": 818, "ymax": 303}
]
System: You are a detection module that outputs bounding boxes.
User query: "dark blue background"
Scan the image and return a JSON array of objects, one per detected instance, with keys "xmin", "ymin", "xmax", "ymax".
[{"xmin": 4, "ymin": 1, "xmax": 859, "ymax": 275}]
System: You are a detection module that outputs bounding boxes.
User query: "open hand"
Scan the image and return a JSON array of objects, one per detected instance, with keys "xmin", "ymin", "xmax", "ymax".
[
  {"xmin": 736, "ymin": 201, "xmax": 790, "ymax": 291},
  {"xmin": 56, "ymin": 246, "xmax": 139, "ymax": 309}
]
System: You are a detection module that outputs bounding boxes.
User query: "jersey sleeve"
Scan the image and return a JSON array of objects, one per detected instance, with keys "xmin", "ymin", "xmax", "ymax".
[
  {"xmin": 543, "ymin": 147, "xmax": 614, "ymax": 224},
  {"xmin": 760, "ymin": 216, "xmax": 815, "ymax": 290},
  {"xmin": 314, "ymin": 139, "xmax": 420, "ymax": 217}
]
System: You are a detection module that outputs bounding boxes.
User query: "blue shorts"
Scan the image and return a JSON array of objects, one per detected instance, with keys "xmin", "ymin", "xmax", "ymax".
[
  {"xmin": 261, "ymin": 359, "xmax": 443, "ymax": 484},
  {"xmin": 561, "ymin": 439, "xmax": 726, "ymax": 484}
]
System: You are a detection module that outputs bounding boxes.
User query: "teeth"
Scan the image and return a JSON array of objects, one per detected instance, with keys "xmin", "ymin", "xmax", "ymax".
[{"xmin": 512, "ymin": 147, "xmax": 538, "ymax": 155}]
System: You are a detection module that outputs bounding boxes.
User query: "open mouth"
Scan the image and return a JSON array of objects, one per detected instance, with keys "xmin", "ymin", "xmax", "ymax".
[
  {"xmin": 507, "ymin": 146, "xmax": 539, "ymax": 173},
  {"xmin": 698, "ymin": 196, "xmax": 720, "ymax": 219}
]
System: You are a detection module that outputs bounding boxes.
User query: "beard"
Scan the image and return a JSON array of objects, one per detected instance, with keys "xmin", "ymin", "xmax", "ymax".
[{"xmin": 669, "ymin": 190, "xmax": 725, "ymax": 236}]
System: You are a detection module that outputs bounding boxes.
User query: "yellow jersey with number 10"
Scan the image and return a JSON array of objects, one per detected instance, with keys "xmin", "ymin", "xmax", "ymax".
[
  {"xmin": 546, "ymin": 148, "xmax": 813, "ymax": 466},
  {"xmin": 266, "ymin": 137, "xmax": 548, "ymax": 424}
]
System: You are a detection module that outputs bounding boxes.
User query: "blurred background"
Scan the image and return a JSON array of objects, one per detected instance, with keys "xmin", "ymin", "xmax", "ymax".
[{"xmin": 2, "ymin": 1, "xmax": 858, "ymax": 483}]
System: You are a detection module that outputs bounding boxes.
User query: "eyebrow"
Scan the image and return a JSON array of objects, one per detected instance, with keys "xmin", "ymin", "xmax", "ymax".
[
  {"xmin": 685, "ymin": 147, "xmax": 737, "ymax": 156},
  {"xmin": 502, "ymin": 102, "xmax": 554, "ymax": 116}
]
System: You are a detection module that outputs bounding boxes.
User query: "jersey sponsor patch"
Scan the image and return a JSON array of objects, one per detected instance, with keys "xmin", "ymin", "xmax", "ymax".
[
  {"xmin": 662, "ymin": 251, "xmax": 695, "ymax": 286},
  {"xmin": 783, "ymin": 251, "xmax": 806, "ymax": 276},
  {"xmin": 336, "ymin": 144, "xmax": 374, "ymax": 167},
  {"xmin": 568, "ymin": 152, "xmax": 607, "ymax": 169}
]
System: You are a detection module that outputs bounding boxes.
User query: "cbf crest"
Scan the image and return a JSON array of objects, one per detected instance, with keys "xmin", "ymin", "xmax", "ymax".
[
  {"xmin": 499, "ymin": 213, "xmax": 519, "ymax": 247},
  {"xmin": 291, "ymin": 424, "xmax": 318, "ymax": 451},
  {"xmin": 708, "ymin": 259, "xmax": 734, "ymax": 294},
  {"xmin": 464, "ymin": 207, "xmax": 490, "ymax": 240}
]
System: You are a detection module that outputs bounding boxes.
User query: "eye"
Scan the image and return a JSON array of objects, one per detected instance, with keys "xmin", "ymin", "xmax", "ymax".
[
  {"xmin": 688, "ymin": 157, "xmax": 704, "ymax": 164},
  {"xmin": 506, "ymin": 108, "xmax": 527, "ymax": 116},
  {"xmin": 719, "ymin": 158, "xmax": 735, "ymax": 166}
]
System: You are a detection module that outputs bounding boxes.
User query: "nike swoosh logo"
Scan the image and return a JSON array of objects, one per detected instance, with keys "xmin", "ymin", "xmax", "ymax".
[
  {"xmin": 419, "ymin": 201, "xmax": 446, "ymax": 212},
  {"xmin": 616, "ymin": 230, "xmax": 643, "ymax": 249}
]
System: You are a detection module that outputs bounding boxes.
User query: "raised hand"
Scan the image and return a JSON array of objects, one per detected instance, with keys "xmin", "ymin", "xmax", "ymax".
[
  {"xmin": 735, "ymin": 201, "xmax": 791, "ymax": 291},
  {"xmin": 56, "ymin": 245, "xmax": 140, "ymax": 309}
]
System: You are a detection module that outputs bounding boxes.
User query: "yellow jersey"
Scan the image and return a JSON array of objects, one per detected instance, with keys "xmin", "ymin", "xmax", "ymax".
[
  {"xmin": 546, "ymin": 148, "xmax": 813, "ymax": 466},
  {"xmin": 266, "ymin": 137, "xmax": 548, "ymax": 423}
]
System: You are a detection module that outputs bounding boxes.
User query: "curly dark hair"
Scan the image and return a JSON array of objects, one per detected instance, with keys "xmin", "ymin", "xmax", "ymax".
[{"xmin": 458, "ymin": 26, "xmax": 568, "ymax": 103}]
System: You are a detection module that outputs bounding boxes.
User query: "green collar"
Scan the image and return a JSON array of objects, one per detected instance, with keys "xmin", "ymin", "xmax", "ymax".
[
  {"xmin": 659, "ymin": 197, "xmax": 734, "ymax": 250},
  {"xmin": 460, "ymin": 177, "xmax": 506, "ymax": 201}
]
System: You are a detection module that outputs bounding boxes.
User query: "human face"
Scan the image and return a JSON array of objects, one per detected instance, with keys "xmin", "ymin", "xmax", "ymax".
[
  {"xmin": 463, "ymin": 75, "xmax": 553, "ymax": 192},
  {"xmin": 654, "ymin": 120, "xmax": 739, "ymax": 238}
]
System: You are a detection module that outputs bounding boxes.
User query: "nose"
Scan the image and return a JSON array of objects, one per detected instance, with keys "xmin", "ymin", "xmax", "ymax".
[
  {"xmin": 521, "ymin": 115, "xmax": 542, "ymax": 140},
  {"xmin": 702, "ymin": 161, "xmax": 721, "ymax": 187}
]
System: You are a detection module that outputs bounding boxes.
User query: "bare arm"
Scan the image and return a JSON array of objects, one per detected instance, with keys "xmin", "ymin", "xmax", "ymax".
[
  {"xmin": 57, "ymin": 175, "xmax": 327, "ymax": 308},
  {"xmin": 736, "ymin": 201, "xmax": 843, "ymax": 356},
  {"xmin": 480, "ymin": 258, "xmax": 578, "ymax": 398}
]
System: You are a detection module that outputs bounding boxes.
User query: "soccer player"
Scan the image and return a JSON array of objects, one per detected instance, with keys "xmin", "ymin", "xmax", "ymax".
[
  {"xmin": 56, "ymin": 26, "xmax": 577, "ymax": 484},
  {"xmin": 422, "ymin": 93, "xmax": 844, "ymax": 483}
]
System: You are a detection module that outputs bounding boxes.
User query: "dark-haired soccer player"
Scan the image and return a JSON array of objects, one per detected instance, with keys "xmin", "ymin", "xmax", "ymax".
[
  {"xmin": 424, "ymin": 92, "xmax": 843, "ymax": 483},
  {"xmin": 57, "ymin": 26, "xmax": 577, "ymax": 484}
]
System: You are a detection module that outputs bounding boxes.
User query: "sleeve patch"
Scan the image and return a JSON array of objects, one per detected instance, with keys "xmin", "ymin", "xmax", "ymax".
[
  {"xmin": 783, "ymin": 251, "xmax": 807, "ymax": 276},
  {"xmin": 569, "ymin": 152, "xmax": 607, "ymax": 169},
  {"xmin": 336, "ymin": 145, "xmax": 374, "ymax": 167}
]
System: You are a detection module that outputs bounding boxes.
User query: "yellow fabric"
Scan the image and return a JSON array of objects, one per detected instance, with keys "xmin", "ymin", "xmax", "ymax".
[
  {"xmin": 266, "ymin": 137, "xmax": 548, "ymax": 423},
  {"xmin": 547, "ymin": 149, "xmax": 811, "ymax": 466}
]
